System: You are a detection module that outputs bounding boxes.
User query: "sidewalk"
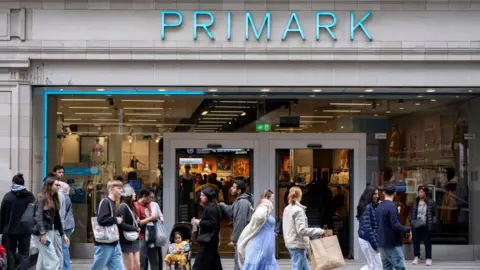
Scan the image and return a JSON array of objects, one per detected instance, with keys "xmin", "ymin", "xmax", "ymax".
[{"xmin": 68, "ymin": 259, "xmax": 480, "ymax": 269}]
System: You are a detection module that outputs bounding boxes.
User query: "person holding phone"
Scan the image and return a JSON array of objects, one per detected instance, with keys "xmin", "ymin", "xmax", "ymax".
[{"xmin": 34, "ymin": 178, "xmax": 68, "ymax": 270}]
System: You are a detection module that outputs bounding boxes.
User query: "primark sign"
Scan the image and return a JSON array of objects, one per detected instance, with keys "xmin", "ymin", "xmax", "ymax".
[{"xmin": 161, "ymin": 11, "xmax": 373, "ymax": 41}]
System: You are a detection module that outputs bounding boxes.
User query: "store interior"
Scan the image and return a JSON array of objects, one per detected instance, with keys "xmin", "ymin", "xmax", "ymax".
[{"xmin": 43, "ymin": 87, "xmax": 475, "ymax": 250}]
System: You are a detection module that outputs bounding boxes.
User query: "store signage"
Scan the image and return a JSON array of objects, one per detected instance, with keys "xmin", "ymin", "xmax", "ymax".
[
  {"xmin": 179, "ymin": 158, "xmax": 203, "ymax": 164},
  {"xmin": 161, "ymin": 11, "xmax": 372, "ymax": 41},
  {"xmin": 375, "ymin": 133, "xmax": 387, "ymax": 140},
  {"xmin": 185, "ymin": 148, "xmax": 249, "ymax": 154},
  {"xmin": 64, "ymin": 167, "xmax": 100, "ymax": 176},
  {"xmin": 464, "ymin": 133, "xmax": 476, "ymax": 140},
  {"xmin": 256, "ymin": 123, "xmax": 272, "ymax": 132}
]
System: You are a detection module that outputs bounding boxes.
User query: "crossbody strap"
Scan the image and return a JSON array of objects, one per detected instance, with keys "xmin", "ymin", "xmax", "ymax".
[
  {"xmin": 121, "ymin": 203, "xmax": 138, "ymax": 227},
  {"xmin": 98, "ymin": 198, "xmax": 114, "ymax": 218}
]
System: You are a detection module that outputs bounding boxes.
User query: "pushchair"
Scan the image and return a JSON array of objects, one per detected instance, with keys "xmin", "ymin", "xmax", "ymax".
[{"xmin": 164, "ymin": 222, "xmax": 193, "ymax": 270}]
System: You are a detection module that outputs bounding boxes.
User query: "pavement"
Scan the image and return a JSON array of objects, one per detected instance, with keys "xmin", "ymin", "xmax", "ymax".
[{"xmin": 68, "ymin": 259, "xmax": 480, "ymax": 269}]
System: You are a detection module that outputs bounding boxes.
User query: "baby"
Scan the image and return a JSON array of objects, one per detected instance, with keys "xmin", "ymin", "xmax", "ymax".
[{"xmin": 164, "ymin": 232, "xmax": 190, "ymax": 270}]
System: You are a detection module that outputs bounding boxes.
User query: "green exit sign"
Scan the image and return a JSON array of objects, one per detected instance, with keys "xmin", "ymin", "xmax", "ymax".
[{"xmin": 256, "ymin": 123, "xmax": 271, "ymax": 132}]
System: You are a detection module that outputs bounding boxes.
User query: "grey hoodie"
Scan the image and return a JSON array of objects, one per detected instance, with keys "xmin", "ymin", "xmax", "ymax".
[{"xmin": 219, "ymin": 193, "xmax": 254, "ymax": 243}]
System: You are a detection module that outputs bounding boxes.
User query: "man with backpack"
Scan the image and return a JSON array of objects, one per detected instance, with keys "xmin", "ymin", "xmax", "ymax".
[
  {"xmin": 0, "ymin": 173, "xmax": 35, "ymax": 270},
  {"xmin": 135, "ymin": 189, "xmax": 161, "ymax": 270},
  {"xmin": 218, "ymin": 179, "xmax": 253, "ymax": 270}
]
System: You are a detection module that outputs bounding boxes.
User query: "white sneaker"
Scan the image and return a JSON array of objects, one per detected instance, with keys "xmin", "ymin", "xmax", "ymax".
[
  {"xmin": 412, "ymin": 257, "xmax": 420, "ymax": 265},
  {"xmin": 426, "ymin": 259, "xmax": 432, "ymax": 266}
]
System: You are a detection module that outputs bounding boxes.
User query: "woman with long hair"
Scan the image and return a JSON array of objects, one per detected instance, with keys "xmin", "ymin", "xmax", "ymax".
[
  {"xmin": 357, "ymin": 186, "xmax": 382, "ymax": 270},
  {"xmin": 282, "ymin": 186, "xmax": 324, "ymax": 270},
  {"xmin": 237, "ymin": 190, "xmax": 279, "ymax": 270},
  {"xmin": 34, "ymin": 177, "xmax": 67, "ymax": 270},
  {"xmin": 411, "ymin": 185, "xmax": 436, "ymax": 266},
  {"xmin": 117, "ymin": 193, "xmax": 141, "ymax": 270},
  {"xmin": 191, "ymin": 187, "xmax": 222, "ymax": 270}
]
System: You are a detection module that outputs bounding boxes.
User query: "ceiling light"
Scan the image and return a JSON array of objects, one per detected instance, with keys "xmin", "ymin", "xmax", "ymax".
[
  {"xmin": 456, "ymin": 96, "xmax": 459, "ymax": 98},
  {"xmin": 426, "ymin": 89, "xmax": 436, "ymax": 93},
  {"xmin": 340, "ymin": 126, "xmax": 344, "ymax": 129},
  {"xmin": 228, "ymin": 122, "xmax": 232, "ymax": 124},
  {"xmin": 214, "ymin": 106, "xmax": 249, "ymax": 109},
  {"xmin": 322, "ymin": 110, "xmax": 361, "ymax": 113},
  {"xmin": 61, "ymin": 99, "xmax": 105, "ymax": 102},
  {"xmin": 69, "ymin": 106, "xmax": 110, "ymax": 109},
  {"xmin": 364, "ymin": 89, "xmax": 374, "ymax": 92},
  {"xmin": 417, "ymin": 95, "xmax": 423, "ymax": 98},
  {"xmin": 196, "ymin": 125, "xmax": 223, "ymax": 127},
  {"xmin": 386, "ymin": 111, "xmax": 391, "ymax": 114},
  {"xmin": 75, "ymin": 112, "xmax": 112, "ymax": 115},
  {"xmin": 217, "ymin": 100, "xmax": 257, "ymax": 104},
  {"xmin": 329, "ymin": 103, "xmax": 371, "ymax": 106},
  {"xmin": 208, "ymin": 114, "xmax": 239, "ymax": 117},
  {"xmin": 209, "ymin": 111, "xmax": 244, "ymax": 113},
  {"xmin": 469, "ymin": 89, "xmax": 473, "ymax": 93},
  {"xmin": 63, "ymin": 118, "xmax": 82, "ymax": 121},
  {"xmin": 201, "ymin": 111, "xmax": 208, "ymax": 115},
  {"xmin": 123, "ymin": 107, "xmax": 163, "ymax": 110},
  {"xmin": 300, "ymin": 116, "xmax": 334, "ymax": 119},
  {"xmin": 208, "ymin": 89, "xmax": 218, "ymax": 92},
  {"xmin": 310, "ymin": 95, "xmax": 316, "ymax": 98},
  {"xmin": 300, "ymin": 120, "xmax": 327, "ymax": 124},
  {"xmin": 57, "ymin": 112, "xmax": 62, "ymax": 115},
  {"xmin": 312, "ymin": 89, "xmax": 322, "ymax": 92},
  {"xmin": 128, "ymin": 119, "xmax": 157, "ymax": 122},
  {"xmin": 374, "ymin": 114, "xmax": 378, "ymax": 117},
  {"xmin": 122, "ymin": 100, "xmax": 165, "ymax": 103},
  {"xmin": 202, "ymin": 117, "xmax": 234, "ymax": 120},
  {"xmin": 199, "ymin": 121, "xmax": 229, "ymax": 124},
  {"xmin": 96, "ymin": 88, "xmax": 105, "ymax": 91},
  {"xmin": 275, "ymin": 128, "xmax": 304, "ymax": 131},
  {"xmin": 260, "ymin": 88, "xmax": 270, "ymax": 92},
  {"xmin": 90, "ymin": 119, "xmax": 119, "ymax": 121},
  {"xmin": 125, "ymin": 113, "xmax": 162, "ymax": 116},
  {"xmin": 241, "ymin": 112, "xmax": 246, "ymax": 116},
  {"xmin": 415, "ymin": 103, "xmax": 421, "ymax": 106},
  {"xmin": 157, "ymin": 89, "xmax": 166, "ymax": 92},
  {"xmin": 399, "ymin": 107, "xmax": 404, "ymax": 110},
  {"xmin": 155, "ymin": 138, "xmax": 160, "ymax": 143},
  {"xmin": 430, "ymin": 99, "xmax": 436, "ymax": 102}
]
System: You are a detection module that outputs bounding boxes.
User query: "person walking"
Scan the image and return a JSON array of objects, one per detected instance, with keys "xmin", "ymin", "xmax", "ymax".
[
  {"xmin": 191, "ymin": 187, "xmax": 222, "ymax": 270},
  {"xmin": 237, "ymin": 190, "xmax": 279, "ymax": 270},
  {"xmin": 357, "ymin": 186, "xmax": 382, "ymax": 270},
  {"xmin": 0, "ymin": 173, "xmax": 35, "ymax": 270},
  {"xmin": 34, "ymin": 178, "xmax": 68, "ymax": 270},
  {"xmin": 376, "ymin": 183, "xmax": 411, "ymax": 270},
  {"xmin": 90, "ymin": 180, "xmax": 124, "ymax": 270},
  {"xmin": 282, "ymin": 186, "xmax": 324, "ymax": 270},
  {"xmin": 58, "ymin": 182, "xmax": 75, "ymax": 270},
  {"xmin": 411, "ymin": 185, "xmax": 436, "ymax": 266},
  {"xmin": 218, "ymin": 179, "xmax": 253, "ymax": 270},
  {"xmin": 117, "ymin": 193, "xmax": 141, "ymax": 270},
  {"xmin": 135, "ymin": 189, "xmax": 161, "ymax": 270}
]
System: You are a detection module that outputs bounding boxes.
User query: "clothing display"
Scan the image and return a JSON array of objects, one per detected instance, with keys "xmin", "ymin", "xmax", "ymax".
[
  {"xmin": 389, "ymin": 125, "xmax": 401, "ymax": 158},
  {"xmin": 330, "ymin": 171, "xmax": 349, "ymax": 185},
  {"xmin": 91, "ymin": 143, "xmax": 104, "ymax": 164}
]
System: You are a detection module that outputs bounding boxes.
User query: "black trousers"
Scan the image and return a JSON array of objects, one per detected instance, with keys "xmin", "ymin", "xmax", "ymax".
[
  {"xmin": 2, "ymin": 234, "xmax": 30, "ymax": 270},
  {"xmin": 413, "ymin": 227, "xmax": 432, "ymax": 259}
]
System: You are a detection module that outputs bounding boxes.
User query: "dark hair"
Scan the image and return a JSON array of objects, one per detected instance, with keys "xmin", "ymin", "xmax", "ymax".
[
  {"xmin": 115, "ymin": 176, "xmax": 124, "ymax": 181},
  {"xmin": 12, "ymin": 173, "xmax": 25, "ymax": 186},
  {"xmin": 40, "ymin": 177, "xmax": 60, "ymax": 210},
  {"xmin": 417, "ymin": 184, "xmax": 429, "ymax": 197},
  {"xmin": 201, "ymin": 187, "xmax": 217, "ymax": 202},
  {"xmin": 174, "ymin": 231, "xmax": 183, "ymax": 239},
  {"xmin": 53, "ymin": 165, "xmax": 64, "ymax": 173},
  {"xmin": 383, "ymin": 183, "xmax": 396, "ymax": 196},
  {"xmin": 120, "ymin": 195, "xmax": 136, "ymax": 215},
  {"xmin": 139, "ymin": 188, "xmax": 153, "ymax": 198},
  {"xmin": 356, "ymin": 186, "xmax": 378, "ymax": 219},
  {"xmin": 234, "ymin": 180, "xmax": 247, "ymax": 194}
]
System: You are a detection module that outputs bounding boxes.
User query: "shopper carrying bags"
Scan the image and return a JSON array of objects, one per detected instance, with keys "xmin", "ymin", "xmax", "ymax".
[
  {"xmin": 356, "ymin": 186, "xmax": 382, "ymax": 270},
  {"xmin": 282, "ymin": 186, "xmax": 324, "ymax": 270},
  {"xmin": 410, "ymin": 185, "xmax": 436, "ymax": 266}
]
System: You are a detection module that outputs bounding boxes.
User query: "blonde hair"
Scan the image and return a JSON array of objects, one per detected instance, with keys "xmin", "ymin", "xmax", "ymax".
[
  {"xmin": 288, "ymin": 186, "xmax": 302, "ymax": 205},
  {"xmin": 107, "ymin": 180, "xmax": 123, "ymax": 190}
]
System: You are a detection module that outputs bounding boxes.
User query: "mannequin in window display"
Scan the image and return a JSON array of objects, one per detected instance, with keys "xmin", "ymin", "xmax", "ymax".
[
  {"xmin": 179, "ymin": 164, "xmax": 195, "ymax": 219},
  {"xmin": 129, "ymin": 155, "xmax": 145, "ymax": 170},
  {"xmin": 451, "ymin": 110, "xmax": 468, "ymax": 200},
  {"xmin": 202, "ymin": 163, "xmax": 211, "ymax": 176},
  {"xmin": 339, "ymin": 149, "xmax": 349, "ymax": 170},
  {"xmin": 90, "ymin": 138, "xmax": 104, "ymax": 166},
  {"xmin": 389, "ymin": 124, "xmax": 401, "ymax": 158}
]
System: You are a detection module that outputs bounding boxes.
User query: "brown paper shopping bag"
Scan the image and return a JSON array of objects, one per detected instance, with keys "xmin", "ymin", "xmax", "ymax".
[
  {"xmin": 309, "ymin": 235, "xmax": 345, "ymax": 270},
  {"xmin": 323, "ymin": 225, "xmax": 334, "ymax": 237}
]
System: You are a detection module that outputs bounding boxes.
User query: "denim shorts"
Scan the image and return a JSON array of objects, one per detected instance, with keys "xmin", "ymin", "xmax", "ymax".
[{"xmin": 288, "ymin": 248, "xmax": 309, "ymax": 270}]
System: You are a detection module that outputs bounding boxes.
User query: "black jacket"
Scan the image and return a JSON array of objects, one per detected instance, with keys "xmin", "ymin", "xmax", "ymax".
[
  {"xmin": 410, "ymin": 198, "xmax": 437, "ymax": 231},
  {"xmin": 34, "ymin": 198, "xmax": 64, "ymax": 236},
  {"xmin": 198, "ymin": 202, "xmax": 221, "ymax": 246},
  {"xmin": 0, "ymin": 188, "xmax": 35, "ymax": 235},
  {"xmin": 116, "ymin": 203, "xmax": 139, "ymax": 245}
]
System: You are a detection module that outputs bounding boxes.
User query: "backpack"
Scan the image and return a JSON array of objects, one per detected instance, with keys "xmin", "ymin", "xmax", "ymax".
[{"xmin": 20, "ymin": 202, "xmax": 37, "ymax": 234}]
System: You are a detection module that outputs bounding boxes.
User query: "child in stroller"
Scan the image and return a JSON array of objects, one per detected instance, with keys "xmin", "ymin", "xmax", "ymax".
[{"xmin": 164, "ymin": 222, "xmax": 193, "ymax": 270}]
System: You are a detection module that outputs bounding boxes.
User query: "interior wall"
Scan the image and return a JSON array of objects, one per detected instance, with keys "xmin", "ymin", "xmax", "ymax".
[
  {"xmin": 293, "ymin": 149, "xmax": 313, "ymax": 180},
  {"xmin": 62, "ymin": 135, "xmax": 80, "ymax": 163}
]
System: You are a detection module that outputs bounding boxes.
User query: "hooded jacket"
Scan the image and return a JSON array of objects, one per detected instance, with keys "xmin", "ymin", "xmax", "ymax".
[
  {"xmin": 219, "ymin": 193, "xmax": 254, "ymax": 243},
  {"xmin": 59, "ymin": 188, "xmax": 75, "ymax": 231},
  {"xmin": 0, "ymin": 184, "xmax": 35, "ymax": 235}
]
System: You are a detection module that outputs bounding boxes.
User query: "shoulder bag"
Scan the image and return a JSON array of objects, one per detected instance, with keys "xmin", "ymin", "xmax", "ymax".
[
  {"xmin": 121, "ymin": 203, "xmax": 139, "ymax": 241},
  {"xmin": 91, "ymin": 199, "xmax": 120, "ymax": 243}
]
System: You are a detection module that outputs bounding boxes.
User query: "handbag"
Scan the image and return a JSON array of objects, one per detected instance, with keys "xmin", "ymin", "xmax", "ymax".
[
  {"xmin": 412, "ymin": 218, "xmax": 426, "ymax": 229},
  {"xmin": 91, "ymin": 199, "xmax": 119, "ymax": 243},
  {"xmin": 121, "ymin": 203, "xmax": 139, "ymax": 242}
]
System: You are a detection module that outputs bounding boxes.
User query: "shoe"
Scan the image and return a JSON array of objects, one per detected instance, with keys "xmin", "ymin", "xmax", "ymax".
[
  {"xmin": 412, "ymin": 257, "xmax": 419, "ymax": 265},
  {"xmin": 426, "ymin": 259, "xmax": 432, "ymax": 266}
]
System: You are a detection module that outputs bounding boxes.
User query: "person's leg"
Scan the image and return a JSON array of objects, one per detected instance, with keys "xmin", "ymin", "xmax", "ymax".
[
  {"xmin": 122, "ymin": 252, "xmax": 133, "ymax": 270},
  {"xmin": 37, "ymin": 231, "xmax": 60, "ymax": 270},
  {"xmin": 412, "ymin": 228, "xmax": 421, "ymax": 262},
  {"xmin": 90, "ymin": 245, "xmax": 112, "ymax": 270},
  {"xmin": 105, "ymin": 244, "xmax": 125, "ymax": 270},
  {"xmin": 63, "ymin": 229, "xmax": 72, "ymax": 270},
  {"xmin": 2, "ymin": 234, "xmax": 17, "ymax": 270},
  {"xmin": 54, "ymin": 230, "xmax": 64, "ymax": 270},
  {"xmin": 17, "ymin": 234, "xmax": 31, "ymax": 270},
  {"xmin": 133, "ymin": 252, "xmax": 140, "ymax": 270},
  {"xmin": 379, "ymin": 248, "xmax": 394, "ymax": 270},
  {"xmin": 424, "ymin": 230, "xmax": 432, "ymax": 260},
  {"xmin": 288, "ymin": 248, "xmax": 302, "ymax": 270},
  {"xmin": 139, "ymin": 239, "xmax": 149, "ymax": 270},
  {"xmin": 391, "ymin": 246, "xmax": 406, "ymax": 270},
  {"xmin": 359, "ymin": 238, "xmax": 380, "ymax": 270},
  {"xmin": 233, "ymin": 244, "xmax": 240, "ymax": 270},
  {"xmin": 301, "ymin": 249, "xmax": 310, "ymax": 270},
  {"xmin": 147, "ymin": 246, "xmax": 160, "ymax": 270}
]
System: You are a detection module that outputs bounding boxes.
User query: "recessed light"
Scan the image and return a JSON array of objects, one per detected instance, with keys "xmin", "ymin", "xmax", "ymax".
[
  {"xmin": 241, "ymin": 112, "xmax": 246, "ymax": 116},
  {"xmin": 469, "ymin": 89, "xmax": 473, "ymax": 93},
  {"xmin": 430, "ymin": 99, "xmax": 436, "ymax": 102},
  {"xmin": 312, "ymin": 89, "xmax": 322, "ymax": 92},
  {"xmin": 201, "ymin": 111, "xmax": 208, "ymax": 115},
  {"xmin": 426, "ymin": 89, "xmax": 436, "ymax": 93},
  {"xmin": 96, "ymin": 88, "xmax": 105, "ymax": 92},
  {"xmin": 364, "ymin": 89, "xmax": 374, "ymax": 92},
  {"xmin": 323, "ymin": 110, "xmax": 361, "ymax": 113},
  {"xmin": 399, "ymin": 107, "xmax": 404, "ymax": 110},
  {"xmin": 122, "ymin": 100, "xmax": 165, "ymax": 103},
  {"xmin": 386, "ymin": 111, "xmax": 391, "ymax": 114},
  {"xmin": 60, "ymin": 89, "xmax": 64, "ymax": 91},
  {"xmin": 310, "ymin": 95, "xmax": 316, "ymax": 98},
  {"xmin": 208, "ymin": 89, "xmax": 218, "ymax": 92},
  {"xmin": 456, "ymin": 96, "xmax": 459, "ymax": 98},
  {"xmin": 57, "ymin": 112, "xmax": 62, "ymax": 115},
  {"xmin": 330, "ymin": 103, "xmax": 371, "ymax": 106},
  {"xmin": 69, "ymin": 106, "xmax": 110, "ymax": 109},
  {"xmin": 228, "ymin": 122, "xmax": 232, "ymax": 124},
  {"xmin": 417, "ymin": 95, "xmax": 423, "ymax": 98},
  {"xmin": 260, "ymin": 88, "xmax": 270, "ymax": 92},
  {"xmin": 341, "ymin": 126, "xmax": 344, "ymax": 129},
  {"xmin": 415, "ymin": 103, "xmax": 421, "ymax": 106},
  {"xmin": 374, "ymin": 114, "xmax": 378, "ymax": 117},
  {"xmin": 157, "ymin": 89, "xmax": 166, "ymax": 92}
]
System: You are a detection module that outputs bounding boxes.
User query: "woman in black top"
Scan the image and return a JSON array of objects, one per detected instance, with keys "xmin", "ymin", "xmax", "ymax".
[
  {"xmin": 117, "ymin": 194, "xmax": 141, "ymax": 270},
  {"xmin": 191, "ymin": 187, "xmax": 223, "ymax": 270},
  {"xmin": 34, "ymin": 177, "xmax": 67, "ymax": 270}
]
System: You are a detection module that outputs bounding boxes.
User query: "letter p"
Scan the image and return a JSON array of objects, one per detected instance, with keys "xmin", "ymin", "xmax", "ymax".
[{"xmin": 161, "ymin": 11, "xmax": 183, "ymax": 40}]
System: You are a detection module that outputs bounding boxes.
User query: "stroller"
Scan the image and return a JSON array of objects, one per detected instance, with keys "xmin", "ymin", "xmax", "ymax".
[{"xmin": 165, "ymin": 222, "xmax": 193, "ymax": 270}]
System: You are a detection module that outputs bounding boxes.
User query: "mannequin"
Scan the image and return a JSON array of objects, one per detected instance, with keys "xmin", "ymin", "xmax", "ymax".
[
  {"xmin": 202, "ymin": 163, "xmax": 211, "ymax": 176},
  {"xmin": 129, "ymin": 155, "xmax": 145, "ymax": 170},
  {"xmin": 340, "ymin": 150, "xmax": 349, "ymax": 170},
  {"xmin": 179, "ymin": 164, "xmax": 195, "ymax": 219},
  {"xmin": 451, "ymin": 110, "xmax": 468, "ymax": 200},
  {"xmin": 90, "ymin": 138, "xmax": 104, "ymax": 166},
  {"xmin": 389, "ymin": 124, "xmax": 401, "ymax": 158}
]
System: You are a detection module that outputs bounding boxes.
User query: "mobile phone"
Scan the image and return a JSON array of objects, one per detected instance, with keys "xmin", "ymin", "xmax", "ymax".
[{"xmin": 45, "ymin": 240, "xmax": 51, "ymax": 247}]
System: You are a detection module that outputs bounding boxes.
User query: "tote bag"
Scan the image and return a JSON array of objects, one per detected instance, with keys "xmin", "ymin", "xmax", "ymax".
[
  {"xmin": 91, "ymin": 199, "xmax": 119, "ymax": 243},
  {"xmin": 150, "ymin": 202, "xmax": 167, "ymax": 246},
  {"xmin": 309, "ymin": 235, "xmax": 345, "ymax": 270}
]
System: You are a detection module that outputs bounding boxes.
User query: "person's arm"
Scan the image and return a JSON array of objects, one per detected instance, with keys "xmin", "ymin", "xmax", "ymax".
[
  {"xmin": 231, "ymin": 200, "xmax": 252, "ymax": 243},
  {"xmin": 293, "ymin": 209, "xmax": 323, "ymax": 237},
  {"xmin": 97, "ymin": 200, "xmax": 116, "ymax": 227},
  {"xmin": 54, "ymin": 208, "xmax": 64, "ymax": 236},
  {"xmin": 137, "ymin": 204, "xmax": 156, "ymax": 225},
  {"xmin": 59, "ymin": 192, "xmax": 67, "ymax": 229},
  {"xmin": 35, "ymin": 199, "xmax": 46, "ymax": 235},
  {"xmin": 116, "ymin": 204, "xmax": 138, "ymax": 232},
  {"xmin": 0, "ymin": 198, "xmax": 8, "ymax": 232},
  {"xmin": 218, "ymin": 202, "xmax": 233, "ymax": 220},
  {"xmin": 152, "ymin": 202, "xmax": 164, "ymax": 222},
  {"xmin": 168, "ymin": 243, "xmax": 176, "ymax": 254},
  {"xmin": 366, "ymin": 205, "xmax": 379, "ymax": 251},
  {"xmin": 389, "ymin": 205, "xmax": 410, "ymax": 233}
]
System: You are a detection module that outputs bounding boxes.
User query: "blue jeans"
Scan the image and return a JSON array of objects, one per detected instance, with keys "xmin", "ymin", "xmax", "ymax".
[
  {"xmin": 288, "ymin": 248, "xmax": 310, "ymax": 270},
  {"xmin": 379, "ymin": 246, "xmax": 406, "ymax": 270},
  {"xmin": 62, "ymin": 230, "xmax": 73, "ymax": 270},
  {"xmin": 90, "ymin": 244, "xmax": 124, "ymax": 270}
]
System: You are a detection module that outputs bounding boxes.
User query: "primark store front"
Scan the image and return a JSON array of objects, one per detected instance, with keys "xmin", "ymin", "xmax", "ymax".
[{"xmin": 0, "ymin": 0, "xmax": 479, "ymax": 262}]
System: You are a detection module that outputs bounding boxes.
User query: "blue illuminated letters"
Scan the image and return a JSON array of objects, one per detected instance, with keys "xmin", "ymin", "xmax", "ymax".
[{"xmin": 160, "ymin": 11, "xmax": 373, "ymax": 41}]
